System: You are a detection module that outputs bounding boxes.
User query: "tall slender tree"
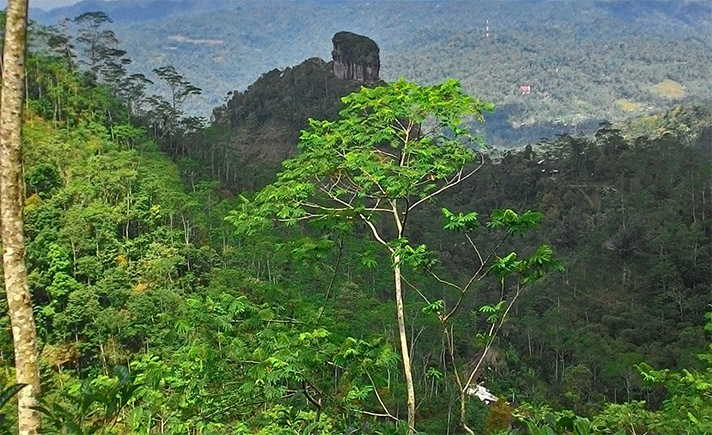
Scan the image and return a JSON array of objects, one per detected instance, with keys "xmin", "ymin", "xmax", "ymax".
[
  {"xmin": 230, "ymin": 79, "xmax": 492, "ymax": 433},
  {"xmin": 0, "ymin": 0, "xmax": 41, "ymax": 433}
]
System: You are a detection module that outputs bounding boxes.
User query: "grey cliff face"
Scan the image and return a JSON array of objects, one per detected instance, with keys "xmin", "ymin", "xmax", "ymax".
[{"xmin": 331, "ymin": 31, "xmax": 380, "ymax": 83}]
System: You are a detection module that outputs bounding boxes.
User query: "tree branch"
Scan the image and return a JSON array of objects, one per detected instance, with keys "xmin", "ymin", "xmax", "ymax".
[
  {"xmin": 302, "ymin": 379, "xmax": 322, "ymax": 411},
  {"xmin": 408, "ymin": 154, "xmax": 484, "ymax": 212},
  {"xmin": 441, "ymin": 233, "xmax": 510, "ymax": 323},
  {"xmin": 365, "ymin": 369, "xmax": 397, "ymax": 421},
  {"xmin": 461, "ymin": 283, "xmax": 524, "ymax": 393},
  {"xmin": 401, "ymin": 275, "xmax": 432, "ymax": 305},
  {"xmin": 360, "ymin": 214, "xmax": 391, "ymax": 249},
  {"xmin": 464, "ymin": 234, "xmax": 484, "ymax": 270}
]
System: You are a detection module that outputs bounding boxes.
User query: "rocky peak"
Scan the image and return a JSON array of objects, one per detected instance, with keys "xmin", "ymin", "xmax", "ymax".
[{"xmin": 331, "ymin": 31, "xmax": 380, "ymax": 84}]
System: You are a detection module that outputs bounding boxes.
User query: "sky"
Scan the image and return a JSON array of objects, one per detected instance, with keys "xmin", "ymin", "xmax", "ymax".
[
  {"xmin": 0, "ymin": 0, "xmax": 88, "ymax": 10},
  {"xmin": 32, "ymin": 0, "xmax": 92, "ymax": 9}
]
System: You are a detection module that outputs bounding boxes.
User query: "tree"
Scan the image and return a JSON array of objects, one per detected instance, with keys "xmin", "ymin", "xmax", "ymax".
[
  {"xmin": 150, "ymin": 65, "xmax": 202, "ymax": 155},
  {"xmin": 229, "ymin": 79, "xmax": 493, "ymax": 433},
  {"xmin": 73, "ymin": 11, "xmax": 119, "ymax": 78},
  {"xmin": 44, "ymin": 19, "xmax": 77, "ymax": 72},
  {"xmin": 0, "ymin": 0, "xmax": 42, "ymax": 433}
]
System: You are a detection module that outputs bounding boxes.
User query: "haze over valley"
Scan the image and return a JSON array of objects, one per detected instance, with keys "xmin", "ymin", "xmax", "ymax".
[{"xmin": 33, "ymin": 0, "xmax": 712, "ymax": 145}]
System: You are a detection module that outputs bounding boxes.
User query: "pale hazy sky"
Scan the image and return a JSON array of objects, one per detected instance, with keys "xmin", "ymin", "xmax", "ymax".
[
  {"xmin": 0, "ymin": 0, "xmax": 91, "ymax": 11},
  {"xmin": 32, "ymin": 0, "xmax": 91, "ymax": 10}
]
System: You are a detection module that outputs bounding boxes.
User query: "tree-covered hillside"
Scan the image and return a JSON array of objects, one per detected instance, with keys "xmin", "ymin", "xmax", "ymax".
[{"xmin": 206, "ymin": 55, "xmax": 371, "ymax": 190}]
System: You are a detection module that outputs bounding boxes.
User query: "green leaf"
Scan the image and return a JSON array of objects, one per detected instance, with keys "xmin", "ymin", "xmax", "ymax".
[
  {"xmin": 0, "ymin": 384, "xmax": 27, "ymax": 411},
  {"xmin": 422, "ymin": 299, "xmax": 444, "ymax": 315},
  {"xmin": 442, "ymin": 208, "xmax": 479, "ymax": 232},
  {"xmin": 488, "ymin": 209, "xmax": 543, "ymax": 236}
]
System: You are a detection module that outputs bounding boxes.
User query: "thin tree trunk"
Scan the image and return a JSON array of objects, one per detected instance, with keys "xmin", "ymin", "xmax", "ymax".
[
  {"xmin": 445, "ymin": 327, "xmax": 474, "ymax": 434},
  {"xmin": 0, "ymin": 1, "xmax": 42, "ymax": 433},
  {"xmin": 393, "ymin": 257, "xmax": 416, "ymax": 434}
]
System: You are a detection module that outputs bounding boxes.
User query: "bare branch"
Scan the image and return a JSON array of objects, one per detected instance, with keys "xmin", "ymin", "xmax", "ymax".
[
  {"xmin": 428, "ymin": 270, "xmax": 463, "ymax": 293},
  {"xmin": 401, "ymin": 275, "xmax": 432, "ymax": 305},
  {"xmin": 317, "ymin": 238, "xmax": 344, "ymax": 321},
  {"xmin": 366, "ymin": 370, "xmax": 398, "ymax": 421},
  {"xmin": 461, "ymin": 284, "xmax": 524, "ymax": 393},
  {"xmin": 408, "ymin": 154, "xmax": 485, "ymax": 212},
  {"xmin": 303, "ymin": 201, "xmax": 391, "ymax": 214},
  {"xmin": 361, "ymin": 410, "xmax": 399, "ymax": 421},
  {"xmin": 441, "ymin": 232, "xmax": 510, "ymax": 323},
  {"xmin": 464, "ymin": 234, "xmax": 484, "ymax": 270},
  {"xmin": 360, "ymin": 213, "xmax": 392, "ymax": 249},
  {"xmin": 302, "ymin": 379, "xmax": 322, "ymax": 411},
  {"xmin": 462, "ymin": 322, "xmax": 496, "ymax": 393},
  {"xmin": 445, "ymin": 326, "xmax": 476, "ymax": 435},
  {"xmin": 373, "ymin": 147, "xmax": 399, "ymax": 160}
]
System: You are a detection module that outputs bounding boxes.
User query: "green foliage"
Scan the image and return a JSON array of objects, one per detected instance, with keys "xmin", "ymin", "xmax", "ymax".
[
  {"xmin": 35, "ymin": 366, "xmax": 140, "ymax": 434},
  {"xmin": 228, "ymin": 77, "xmax": 509, "ymax": 432},
  {"xmin": 484, "ymin": 400, "xmax": 514, "ymax": 434},
  {"xmin": 0, "ymin": 384, "xmax": 27, "ymax": 431},
  {"xmin": 425, "ymin": 367, "xmax": 443, "ymax": 381},
  {"xmin": 515, "ymin": 404, "xmax": 593, "ymax": 435},
  {"xmin": 488, "ymin": 209, "xmax": 544, "ymax": 236},
  {"xmin": 0, "ymin": 385, "xmax": 26, "ymax": 413},
  {"xmin": 391, "ymin": 239, "xmax": 438, "ymax": 269},
  {"xmin": 518, "ymin": 306, "xmax": 712, "ymax": 434},
  {"xmin": 422, "ymin": 300, "xmax": 444, "ymax": 316},
  {"xmin": 228, "ymin": 77, "xmax": 491, "ymax": 232},
  {"xmin": 26, "ymin": 163, "xmax": 62, "ymax": 196},
  {"xmin": 479, "ymin": 301, "xmax": 507, "ymax": 324},
  {"xmin": 8, "ymin": 19, "xmax": 396, "ymax": 434},
  {"xmin": 442, "ymin": 208, "xmax": 479, "ymax": 233},
  {"xmin": 2, "ymin": 10, "xmax": 710, "ymax": 435}
]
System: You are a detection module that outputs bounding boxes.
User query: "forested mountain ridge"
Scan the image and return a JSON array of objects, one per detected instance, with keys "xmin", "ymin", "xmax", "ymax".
[
  {"xmin": 0, "ymin": 3, "xmax": 710, "ymax": 435},
  {"xmin": 202, "ymin": 31, "xmax": 383, "ymax": 191},
  {"xmin": 31, "ymin": 0, "xmax": 712, "ymax": 146}
]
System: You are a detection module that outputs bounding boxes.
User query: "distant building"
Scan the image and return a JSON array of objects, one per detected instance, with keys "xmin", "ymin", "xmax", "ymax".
[{"xmin": 519, "ymin": 85, "xmax": 531, "ymax": 95}]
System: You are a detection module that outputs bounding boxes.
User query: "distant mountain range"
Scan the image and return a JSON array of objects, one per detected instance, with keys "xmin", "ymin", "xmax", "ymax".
[
  {"xmin": 31, "ymin": 0, "xmax": 712, "ymax": 25},
  {"xmin": 30, "ymin": 0, "xmax": 712, "ymax": 146}
]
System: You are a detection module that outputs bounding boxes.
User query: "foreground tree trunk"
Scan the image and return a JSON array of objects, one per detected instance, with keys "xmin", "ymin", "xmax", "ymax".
[
  {"xmin": 393, "ymin": 257, "xmax": 416, "ymax": 434},
  {"xmin": 0, "ymin": 1, "xmax": 42, "ymax": 434}
]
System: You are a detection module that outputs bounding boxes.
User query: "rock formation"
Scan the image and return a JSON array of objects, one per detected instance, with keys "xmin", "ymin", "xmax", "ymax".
[
  {"xmin": 331, "ymin": 31, "xmax": 380, "ymax": 83},
  {"xmin": 209, "ymin": 32, "xmax": 382, "ymax": 190}
]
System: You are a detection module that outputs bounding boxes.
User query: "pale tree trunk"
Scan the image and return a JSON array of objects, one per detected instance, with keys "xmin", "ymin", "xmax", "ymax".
[
  {"xmin": 393, "ymin": 257, "xmax": 416, "ymax": 434},
  {"xmin": 389, "ymin": 199, "xmax": 416, "ymax": 433},
  {"xmin": 0, "ymin": 1, "xmax": 42, "ymax": 434}
]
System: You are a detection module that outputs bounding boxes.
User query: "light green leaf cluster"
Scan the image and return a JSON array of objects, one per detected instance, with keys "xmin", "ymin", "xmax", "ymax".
[
  {"xmin": 442, "ymin": 208, "xmax": 479, "ymax": 232},
  {"xmin": 488, "ymin": 209, "xmax": 544, "ymax": 236}
]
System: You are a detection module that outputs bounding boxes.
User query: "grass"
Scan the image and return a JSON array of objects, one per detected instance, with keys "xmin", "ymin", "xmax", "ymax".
[{"xmin": 650, "ymin": 79, "xmax": 685, "ymax": 99}]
